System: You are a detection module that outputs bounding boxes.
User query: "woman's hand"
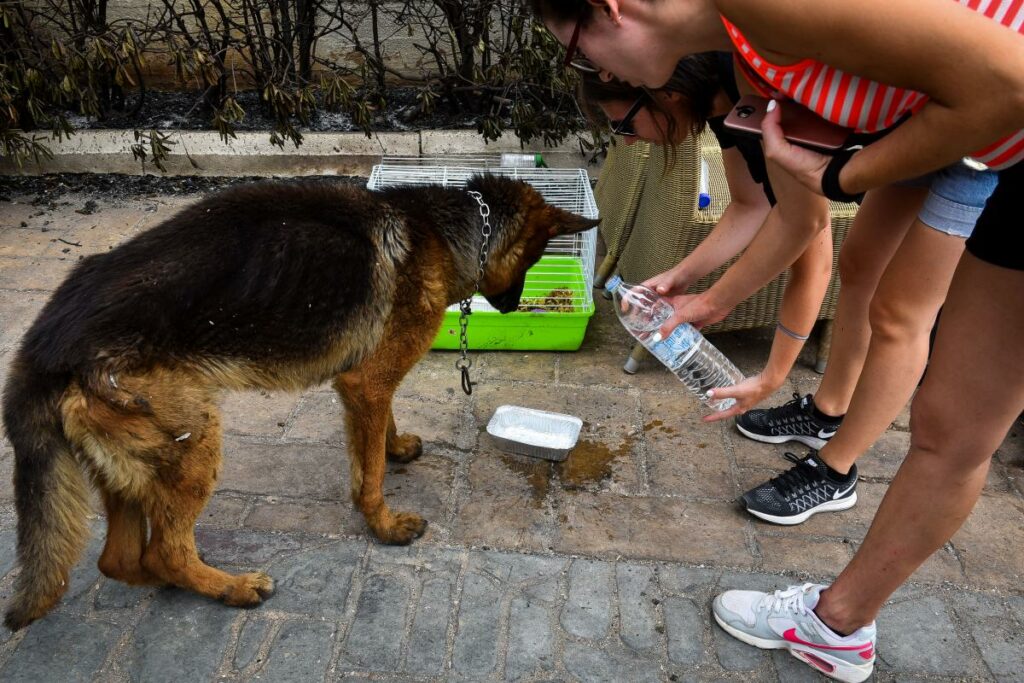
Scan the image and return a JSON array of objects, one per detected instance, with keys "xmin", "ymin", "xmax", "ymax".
[
  {"xmin": 642, "ymin": 264, "xmax": 692, "ymax": 298},
  {"xmin": 761, "ymin": 99, "xmax": 832, "ymax": 197},
  {"xmin": 701, "ymin": 372, "xmax": 778, "ymax": 423},
  {"xmin": 657, "ymin": 291, "xmax": 731, "ymax": 337}
]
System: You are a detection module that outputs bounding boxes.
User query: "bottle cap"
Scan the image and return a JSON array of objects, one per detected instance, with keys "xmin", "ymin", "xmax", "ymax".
[
  {"xmin": 605, "ymin": 274, "xmax": 622, "ymax": 292},
  {"xmin": 698, "ymin": 193, "xmax": 711, "ymax": 209}
]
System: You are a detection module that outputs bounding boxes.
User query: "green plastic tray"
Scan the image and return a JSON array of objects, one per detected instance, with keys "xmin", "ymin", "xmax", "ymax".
[{"xmin": 433, "ymin": 256, "xmax": 595, "ymax": 351}]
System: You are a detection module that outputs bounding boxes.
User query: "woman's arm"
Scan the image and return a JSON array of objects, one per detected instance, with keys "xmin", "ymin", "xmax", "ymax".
[
  {"xmin": 703, "ymin": 226, "xmax": 833, "ymax": 422},
  {"xmin": 656, "ymin": 154, "xmax": 832, "ymax": 333},
  {"xmin": 644, "ymin": 147, "xmax": 770, "ymax": 295},
  {"xmin": 719, "ymin": 0, "xmax": 1024, "ymax": 189},
  {"xmin": 649, "ymin": 140, "xmax": 833, "ymax": 419}
]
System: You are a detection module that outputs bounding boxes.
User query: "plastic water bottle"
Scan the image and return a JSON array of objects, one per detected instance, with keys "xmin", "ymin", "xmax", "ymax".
[
  {"xmin": 605, "ymin": 275, "xmax": 743, "ymax": 411},
  {"xmin": 501, "ymin": 153, "xmax": 546, "ymax": 168},
  {"xmin": 698, "ymin": 157, "xmax": 712, "ymax": 210}
]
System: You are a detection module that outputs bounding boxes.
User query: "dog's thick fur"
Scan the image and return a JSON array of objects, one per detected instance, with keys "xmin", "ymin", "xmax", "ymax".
[{"xmin": 1, "ymin": 175, "xmax": 597, "ymax": 629}]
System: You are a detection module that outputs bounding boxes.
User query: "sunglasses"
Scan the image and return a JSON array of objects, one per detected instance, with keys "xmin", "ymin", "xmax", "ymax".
[
  {"xmin": 563, "ymin": 16, "xmax": 600, "ymax": 73},
  {"xmin": 609, "ymin": 93, "xmax": 648, "ymax": 137}
]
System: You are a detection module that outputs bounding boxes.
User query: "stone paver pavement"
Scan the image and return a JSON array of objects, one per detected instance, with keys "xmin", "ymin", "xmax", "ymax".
[{"xmin": 1, "ymin": 178, "xmax": 1023, "ymax": 682}]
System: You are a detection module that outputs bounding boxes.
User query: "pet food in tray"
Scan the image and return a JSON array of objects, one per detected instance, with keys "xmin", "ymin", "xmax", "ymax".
[{"xmin": 486, "ymin": 405, "xmax": 583, "ymax": 462}]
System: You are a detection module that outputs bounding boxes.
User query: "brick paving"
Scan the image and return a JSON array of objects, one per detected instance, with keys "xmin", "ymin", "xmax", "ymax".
[{"xmin": 1, "ymin": 181, "xmax": 1022, "ymax": 681}]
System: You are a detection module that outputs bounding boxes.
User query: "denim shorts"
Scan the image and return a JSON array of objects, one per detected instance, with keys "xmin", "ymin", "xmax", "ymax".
[{"xmin": 901, "ymin": 161, "xmax": 999, "ymax": 238}]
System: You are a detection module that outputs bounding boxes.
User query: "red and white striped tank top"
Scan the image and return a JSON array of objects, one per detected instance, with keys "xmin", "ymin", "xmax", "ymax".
[{"xmin": 722, "ymin": 0, "xmax": 1024, "ymax": 169}]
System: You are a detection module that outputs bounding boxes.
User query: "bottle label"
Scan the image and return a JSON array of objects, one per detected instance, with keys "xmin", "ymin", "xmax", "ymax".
[{"xmin": 648, "ymin": 324, "xmax": 699, "ymax": 368}]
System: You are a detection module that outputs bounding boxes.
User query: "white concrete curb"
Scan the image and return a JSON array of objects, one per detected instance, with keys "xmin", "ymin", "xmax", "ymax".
[{"xmin": 0, "ymin": 128, "xmax": 598, "ymax": 177}]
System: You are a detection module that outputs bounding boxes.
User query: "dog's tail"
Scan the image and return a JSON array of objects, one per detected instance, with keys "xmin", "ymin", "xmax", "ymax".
[{"xmin": 2, "ymin": 355, "xmax": 90, "ymax": 631}]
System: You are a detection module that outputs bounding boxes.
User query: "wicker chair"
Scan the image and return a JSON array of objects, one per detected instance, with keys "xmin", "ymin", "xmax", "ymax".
[{"xmin": 594, "ymin": 132, "xmax": 857, "ymax": 373}]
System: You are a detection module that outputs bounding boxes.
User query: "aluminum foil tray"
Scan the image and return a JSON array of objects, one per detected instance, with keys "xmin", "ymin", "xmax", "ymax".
[{"xmin": 485, "ymin": 405, "xmax": 583, "ymax": 462}]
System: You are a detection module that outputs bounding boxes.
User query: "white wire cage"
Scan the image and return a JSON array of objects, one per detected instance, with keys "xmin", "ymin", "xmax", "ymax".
[{"xmin": 366, "ymin": 155, "xmax": 599, "ymax": 316}]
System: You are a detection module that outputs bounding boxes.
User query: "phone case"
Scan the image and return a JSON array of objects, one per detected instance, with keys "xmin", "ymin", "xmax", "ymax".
[{"xmin": 723, "ymin": 95, "xmax": 850, "ymax": 153}]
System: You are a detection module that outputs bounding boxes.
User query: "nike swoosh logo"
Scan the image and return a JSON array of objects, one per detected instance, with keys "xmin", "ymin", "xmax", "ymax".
[
  {"xmin": 782, "ymin": 628, "xmax": 873, "ymax": 652},
  {"xmin": 833, "ymin": 483, "xmax": 856, "ymax": 500},
  {"xmin": 817, "ymin": 427, "xmax": 838, "ymax": 439}
]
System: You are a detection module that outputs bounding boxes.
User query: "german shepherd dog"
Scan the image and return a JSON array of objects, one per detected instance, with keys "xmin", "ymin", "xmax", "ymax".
[{"xmin": 1, "ymin": 174, "xmax": 597, "ymax": 629}]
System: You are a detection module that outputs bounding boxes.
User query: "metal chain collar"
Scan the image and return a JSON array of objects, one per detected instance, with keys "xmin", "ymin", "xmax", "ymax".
[{"xmin": 455, "ymin": 190, "xmax": 492, "ymax": 395}]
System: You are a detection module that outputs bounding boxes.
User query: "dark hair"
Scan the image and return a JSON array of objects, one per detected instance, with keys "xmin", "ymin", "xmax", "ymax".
[
  {"xmin": 528, "ymin": 0, "xmax": 593, "ymax": 25},
  {"xmin": 579, "ymin": 53, "xmax": 721, "ymax": 145}
]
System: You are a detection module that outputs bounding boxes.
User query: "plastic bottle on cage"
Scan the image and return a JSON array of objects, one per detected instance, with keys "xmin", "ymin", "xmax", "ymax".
[
  {"xmin": 500, "ymin": 153, "xmax": 547, "ymax": 168},
  {"xmin": 698, "ymin": 157, "xmax": 712, "ymax": 209},
  {"xmin": 605, "ymin": 275, "xmax": 743, "ymax": 411}
]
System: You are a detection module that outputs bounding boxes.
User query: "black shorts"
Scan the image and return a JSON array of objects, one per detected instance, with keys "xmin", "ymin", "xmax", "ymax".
[{"xmin": 965, "ymin": 162, "xmax": 1024, "ymax": 271}]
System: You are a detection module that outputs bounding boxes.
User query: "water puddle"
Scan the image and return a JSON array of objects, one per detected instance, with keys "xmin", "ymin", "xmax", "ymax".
[
  {"xmin": 494, "ymin": 432, "xmax": 634, "ymax": 501},
  {"xmin": 557, "ymin": 437, "xmax": 632, "ymax": 489},
  {"xmin": 498, "ymin": 454, "xmax": 551, "ymax": 508}
]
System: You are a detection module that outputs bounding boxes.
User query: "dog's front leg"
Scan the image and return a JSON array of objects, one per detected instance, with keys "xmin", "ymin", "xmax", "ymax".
[{"xmin": 335, "ymin": 372, "xmax": 428, "ymax": 545}]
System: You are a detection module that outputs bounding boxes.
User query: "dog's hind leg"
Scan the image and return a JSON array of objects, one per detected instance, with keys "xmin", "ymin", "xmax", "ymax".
[
  {"xmin": 140, "ymin": 411, "xmax": 274, "ymax": 606},
  {"xmin": 97, "ymin": 490, "xmax": 163, "ymax": 586},
  {"xmin": 385, "ymin": 407, "xmax": 423, "ymax": 463},
  {"xmin": 335, "ymin": 372, "xmax": 427, "ymax": 545}
]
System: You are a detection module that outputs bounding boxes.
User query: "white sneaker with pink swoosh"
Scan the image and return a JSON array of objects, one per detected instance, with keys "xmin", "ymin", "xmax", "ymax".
[{"xmin": 712, "ymin": 583, "xmax": 876, "ymax": 682}]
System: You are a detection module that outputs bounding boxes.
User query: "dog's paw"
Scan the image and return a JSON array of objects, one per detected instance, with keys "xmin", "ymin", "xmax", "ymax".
[
  {"xmin": 220, "ymin": 572, "xmax": 275, "ymax": 607},
  {"xmin": 386, "ymin": 433, "xmax": 423, "ymax": 463},
  {"xmin": 377, "ymin": 512, "xmax": 428, "ymax": 545}
]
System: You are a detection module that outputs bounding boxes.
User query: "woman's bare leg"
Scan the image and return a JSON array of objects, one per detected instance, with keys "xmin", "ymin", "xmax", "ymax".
[
  {"xmin": 815, "ymin": 253, "xmax": 1024, "ymax": 631},
  {"xmin": 817, "ymin": 220, "xmax": 965, "ymax": 474},
  {"xmin": 812, "ymin": 186, "xmax": 927, "ymax": 416}
]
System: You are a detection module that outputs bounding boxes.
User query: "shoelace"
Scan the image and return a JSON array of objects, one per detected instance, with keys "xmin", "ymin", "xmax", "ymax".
[
  {"xmin": 757, "ymin": 583, "xmax": 814, "ymax": 616},
  {"xmin": 766, "ymin": 393, "xmax": 811, "ymax": 427},
  {"xmin": 767, "ymin": 452, "xmax": 820, "ymax": 498}
]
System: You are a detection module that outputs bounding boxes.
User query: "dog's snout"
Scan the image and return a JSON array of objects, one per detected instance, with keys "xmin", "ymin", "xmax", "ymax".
[
  {"xmin": 486, "ymin": 290, "xmax": 521, "ymax": 313},
  {"xmin": 484, "ymin": 278, "xmax": 526, "ymax": 314}
]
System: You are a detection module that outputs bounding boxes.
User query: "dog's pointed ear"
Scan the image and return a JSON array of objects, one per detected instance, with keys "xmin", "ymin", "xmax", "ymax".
[{"xmin": 547, "ymin": 207, "xmax": 600, "ymax": 237}]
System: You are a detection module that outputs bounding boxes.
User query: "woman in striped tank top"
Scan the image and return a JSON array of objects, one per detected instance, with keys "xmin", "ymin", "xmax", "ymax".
[{"xmin": 532, "ymin": 1, "xmax": 1024, "ymax": 681}]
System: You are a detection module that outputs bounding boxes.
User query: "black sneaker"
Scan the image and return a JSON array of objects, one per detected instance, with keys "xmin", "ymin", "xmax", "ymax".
[
  {"xmin": 742, "ymin": 452, "xmax": 858, "ymax": 525},
  {"xmin": 735, "ymin": 393, "xmax": 842, "ymax": 450}
]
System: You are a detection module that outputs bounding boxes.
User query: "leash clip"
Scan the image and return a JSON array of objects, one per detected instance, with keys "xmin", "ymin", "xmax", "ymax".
[{"xmin": 460, "ymin": 365, "xmax": 475, "ymax": 395}]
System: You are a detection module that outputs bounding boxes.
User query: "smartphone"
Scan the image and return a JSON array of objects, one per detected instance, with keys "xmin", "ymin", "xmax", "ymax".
[{"xmin": 723, "ymin": 94, "xmax": 850, "ymax": 153}]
